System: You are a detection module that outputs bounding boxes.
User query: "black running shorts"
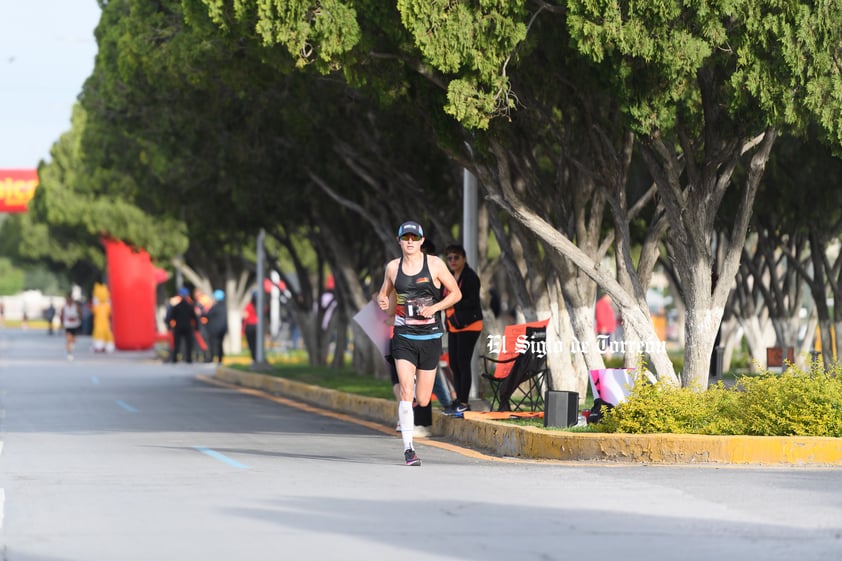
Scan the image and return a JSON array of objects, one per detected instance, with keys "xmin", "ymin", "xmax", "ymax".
[{"xmin": 390, "ymin": 333, "xmax": 442, "ymax": 371}]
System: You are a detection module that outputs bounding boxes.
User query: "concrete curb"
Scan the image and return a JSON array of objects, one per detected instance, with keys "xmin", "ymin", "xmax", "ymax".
[
  {"xmin": 214, "ymin": 366, "xmax": 842, "ymax": 466},
  {"xmin": 214, "ymin": 367, "xmax": 399, "ymax": 425}
]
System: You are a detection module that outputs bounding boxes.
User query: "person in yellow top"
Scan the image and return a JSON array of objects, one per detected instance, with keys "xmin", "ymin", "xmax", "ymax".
[
  {"xmin": 91, "ymin": 282, "xmax": 115, "ymax": 353},
  {"xmin": 443, "ymin": 244, "xmax": 484, "ymax": 414}
]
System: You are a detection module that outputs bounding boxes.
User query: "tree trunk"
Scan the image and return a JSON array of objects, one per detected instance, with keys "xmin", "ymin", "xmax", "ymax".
[
  {"xmin": 296, "ymin": 313, "xmax": 327, "ymax": 366},
  {"xmin": 719, "ymin": 316, "xmax": 740, "ymax": 373},
  {"xmin": 770, "ymin": 317, "xmax": 801, "ymax": 360},
  {"xmin": 640, "ymin": 123, "xmax": 777, "ymax": 389},
  {"xmin": 330, "ymin": 312, "xmax": 348, "ymax": 368},
  {"xmin": 798, "ymin": 312, "xmax": 818, "ymax": 369},
  {"xmin": 682, "ymin": 303, "xmax": 721, "ymax": 389},
  {"xmin": 476, "ymin": 141, "xmax": 679, "ymax": 385},
  {"xmin": 496, "ymin": 196, "xmax": 678, "ymax": 384},
  {"xmin": 566, "ymin": 303, "xmax": 605, "ymax": 375}
]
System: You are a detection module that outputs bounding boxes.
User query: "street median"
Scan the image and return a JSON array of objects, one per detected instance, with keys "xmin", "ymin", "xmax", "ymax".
[{"xmin": 213, "ymin": 366, "xmax": 842, "ymax": 466}]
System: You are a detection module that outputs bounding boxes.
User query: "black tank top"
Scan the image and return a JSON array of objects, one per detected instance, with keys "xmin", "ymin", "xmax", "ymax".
[{"xmin": 393, "ymin": 255, "xmax": 442, "ymax": 337}]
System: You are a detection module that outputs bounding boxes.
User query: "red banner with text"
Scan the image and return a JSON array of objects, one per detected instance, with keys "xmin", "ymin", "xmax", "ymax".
[{"xmin": 0, "ymin": 169, "xmax": 38, "ymax": 213}]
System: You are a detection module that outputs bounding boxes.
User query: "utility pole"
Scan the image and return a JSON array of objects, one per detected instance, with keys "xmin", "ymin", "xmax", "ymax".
[
  {"xmin": 463, "ymin": 168, "xmax": 479, "ymax": 399},
  {"xmin": 255, "ymin": 229, "xmax": 267, "ymax": 366},
  {"xmin": 463, "ymin": 169, "xmax": 479, "ymax": 268}
]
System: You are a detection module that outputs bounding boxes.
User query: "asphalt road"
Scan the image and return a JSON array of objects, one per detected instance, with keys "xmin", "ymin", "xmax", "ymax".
[{"xmin": 1, "ymin": 326, "xmax": 841, "ymax": 561}]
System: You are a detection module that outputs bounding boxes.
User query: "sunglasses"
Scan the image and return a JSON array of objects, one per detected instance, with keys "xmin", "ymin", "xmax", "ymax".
[
  {"xmin": 446, "ymin": 255, "xmax": 461, "ymax": 261},
  {"xmin": 400, "ymin": 234, "xmax": 421, "ymax": 242}
]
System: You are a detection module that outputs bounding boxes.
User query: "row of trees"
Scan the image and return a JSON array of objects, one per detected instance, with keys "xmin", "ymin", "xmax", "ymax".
[{"xmin": 3, "ymin": 0, "xmax": 842, "ymax": 395}]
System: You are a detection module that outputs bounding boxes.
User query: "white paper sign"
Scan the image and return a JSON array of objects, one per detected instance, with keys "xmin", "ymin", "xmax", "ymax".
[
  {"xmin": 352, "ymin": 300, "xmax": 392, "ymax": 357},
  {"xmin": 589, "ymin": 368, "xmax": 635, "ymax": 406}
]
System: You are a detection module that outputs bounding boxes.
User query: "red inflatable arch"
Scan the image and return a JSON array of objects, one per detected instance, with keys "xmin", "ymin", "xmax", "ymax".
[{"xmin": 103, "ymin": 238, "xmax": 159, "ymax": 350}]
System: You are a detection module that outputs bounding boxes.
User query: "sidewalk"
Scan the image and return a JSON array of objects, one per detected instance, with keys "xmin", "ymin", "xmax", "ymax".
[{"xmin": 211, "ymin": 366, "xmax": 842, "ymax": 467}]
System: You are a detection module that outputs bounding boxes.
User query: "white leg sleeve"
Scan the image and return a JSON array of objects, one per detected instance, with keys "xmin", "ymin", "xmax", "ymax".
[{"xmin": 398, "ymin": 400, "xmax": 414, "ymax": 450}]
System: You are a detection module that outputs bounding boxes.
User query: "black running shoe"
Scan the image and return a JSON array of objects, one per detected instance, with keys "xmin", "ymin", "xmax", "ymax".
[
  {"xmin": 442, "ymin": 404, "xmax": 459, "ymax": 416},
  {"xmin": 404, "ymin": 448, "xmax": 421, "ymax": 466},
  {"xmin": 455, "ymin": 402, "xmax": 471, "ymax": 413}
]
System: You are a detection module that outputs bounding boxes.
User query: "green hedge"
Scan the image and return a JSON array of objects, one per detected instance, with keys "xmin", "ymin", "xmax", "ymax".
[{"xmin": 600, "ymin": 365, "xmax": 842, "ymax": 437}]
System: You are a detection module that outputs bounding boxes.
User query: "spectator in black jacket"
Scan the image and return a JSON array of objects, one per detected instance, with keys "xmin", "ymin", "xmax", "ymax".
[
  {"xmin": 167, "ymin": 287, "xmax": 198, "ymax": 363},
  {"xmin": 443, "ymin": 244, "xmax": 484, "ymax": 413},
  {"xmin": 206, "ymin": 290, "xmax": 229, "ymax": 364}
]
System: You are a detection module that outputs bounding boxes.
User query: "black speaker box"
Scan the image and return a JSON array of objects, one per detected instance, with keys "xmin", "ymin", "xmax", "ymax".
[{"xmin": 544, "ymin": 390, "xmax": 579, "ymax": 428}]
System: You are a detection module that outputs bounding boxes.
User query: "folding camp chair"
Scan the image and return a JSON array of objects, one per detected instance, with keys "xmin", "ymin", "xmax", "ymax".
[{"xmin": 480, "ymin": 319, "xmax": 551, "ymax": 412}]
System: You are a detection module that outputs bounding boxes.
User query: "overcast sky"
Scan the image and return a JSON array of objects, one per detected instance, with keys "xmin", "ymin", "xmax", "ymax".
[{"xmin": 0, "ymin": 1, "xmax": 101, "ymax": 169}]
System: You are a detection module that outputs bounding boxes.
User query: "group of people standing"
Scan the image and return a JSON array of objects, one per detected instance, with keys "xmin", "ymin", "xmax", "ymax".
[
  {"xmin": 39, "ymin": 290, "xmax": 107, "ymax": 361},
  {"xmin": 377, "ymin": 220, "xmax": 484, "ymax": 466},
  {"xmin": 166, "ymin": 287, "xmax": 228, "ymax": 364}
]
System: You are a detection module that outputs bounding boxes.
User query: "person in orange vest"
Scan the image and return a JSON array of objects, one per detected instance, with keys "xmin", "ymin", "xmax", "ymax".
[{"xmin": 443, "ymin": 244, "xmax": 484, "ymax": 414}]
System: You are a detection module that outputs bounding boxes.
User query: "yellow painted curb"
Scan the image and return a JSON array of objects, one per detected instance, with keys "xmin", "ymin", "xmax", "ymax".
[
  {"xmin": 454, "ymin": 413, "xmax": 842, "ymax": 465},
  {"xmin": 213, "ymin": 366, "xmax": 842, "ymax": 466}
]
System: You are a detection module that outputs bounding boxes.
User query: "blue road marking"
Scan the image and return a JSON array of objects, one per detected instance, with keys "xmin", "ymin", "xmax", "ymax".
[
  {"xmin": 193, "ymin": 446, "xmax": 249, "ymax": 469},
  {"xmin": 115, "ymin": 400, "xmax": 139, "ymax": 413}
]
